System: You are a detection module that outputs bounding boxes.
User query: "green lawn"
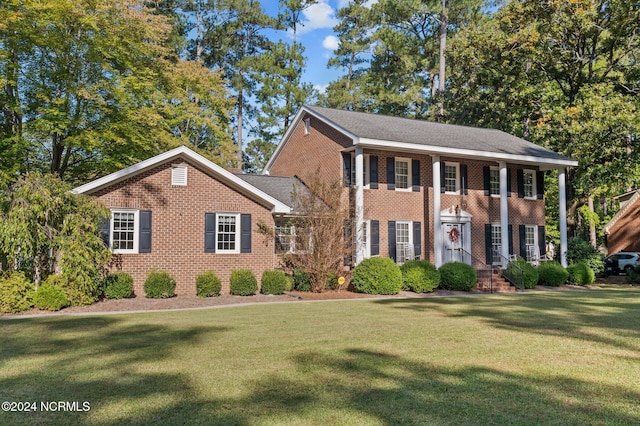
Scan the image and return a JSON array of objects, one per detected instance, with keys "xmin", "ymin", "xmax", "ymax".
[{"xmin": 2, "ymin": 289, "xmax": 640, "ymax": 425}]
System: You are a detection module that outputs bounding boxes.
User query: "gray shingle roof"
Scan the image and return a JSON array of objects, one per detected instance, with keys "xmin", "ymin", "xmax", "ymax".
[
  {"xmin": 235, "ymin": 174, "xmax": 308, "ymax": 213},
  {"xmin": 305, "ymin": 105, "xmax": 575, "ymax": 165}
]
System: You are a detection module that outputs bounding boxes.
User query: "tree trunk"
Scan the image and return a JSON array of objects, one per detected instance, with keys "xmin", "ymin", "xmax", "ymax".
[
  {"xmin": 588, "ymin": 195, "xmax": 596, "ymax": 247},
  {"xmin": 437, "ymin": 0, "xmax": 448, "ymax": 120}
]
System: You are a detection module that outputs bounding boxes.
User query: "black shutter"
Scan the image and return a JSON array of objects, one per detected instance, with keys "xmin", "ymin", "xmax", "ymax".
[
  {"xmin": 386, "ymin": 157, "xmax": 395, "ymax": 190},
  {"xmin": 413, "ymin": 222, "xmax": 421, "ymax": 259},
  {"xmin": 440, "ymin": 163, "xmax": 446, "ymax": 193},
  {"xmin": 99, "ymin": 217, "xmax": 110, "ymax": 247},
  {"xmin": 241, "ymin": 214, "xmax": 251, "ymax": 253},
  {"xmin": 344, "ymin": 220, "xmax": 352, "ymax": 266},
  {"xmin": 342, "ymin": 152, "xmax": 352, "ymax": 187},
  {"xmin": 507, "ymin": 168, "xmax": 512, "ymax": 197},
  {"xmin": 412, "ymin": 159, "xmax": 420, "ymax": 192},
  {"xmin": 388, "ymin": 221, "xmax": 396, "ymax": 262},
  {"xmin": 139, "ymin": 210, "xmax": 152, "ymax": 253},
  {"xmin": 483, "ymin": 166, "xmax": 491, "ymax": 196},
  {"xmin": 537, "ymin": 171, "xmax": 545, "ymax": 199},
  {"xmin": 538, "ymin": 226, "xmax": 546, "ymax": 259},
  {"xmin": 370, "ymin": 156, "xmax": 379, "ymax": 189},
  {"xmin": 461, "ymin": 164, "xmax": 468, "ymax": 195},
  {"xmin": 371, "ymin": 220, "xmax": 379, "ymax": 256},
  {"xmin": 519, "ymin": 224, "xmax": 526, "ymax": 258},
  {"xmin": 485, "ymin": 224, "xmax": 492, "ymax": 264},
  {"xmin": 517, "ymin": 169, "xmax": 525, "ymax": 198},
  {"xmin": 508, "ymin": 224, "xmax": 513, "ymax": 256},
  {"xmin": 204, "ymin": 213, "xmax": 216, "ymax": 253}
]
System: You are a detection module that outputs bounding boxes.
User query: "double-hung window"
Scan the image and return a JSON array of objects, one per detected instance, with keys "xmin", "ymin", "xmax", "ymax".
[
  {"xmin": 489, "ymin": 167, "xmax": 500, "ymax": 196},
  {"xmin": 111, "ymin": 210, "xmax": 139, "ymax": 253},
  {"xmin": 395, "ymin": 158, "xmax": 410, "ymax": 190},
  {"xmin": 524, "ymin": 225, "xmax": 537, "ymax": 261},
  {"xmin": 217, "ymin": 213, "xmax": 240, "ymax": 254},
  {"xmin": 491, "ymin": 224, "xmax": 502, "ymax": 264},
  {"xmin": 396, "ymin": 221, "xmax": 413, "ymax": 263},
  {"xmin": 523, "ymin": 169, "xmax": 536, "ymax": 199},
  {"xmin": 351, "ymin": 154, "xmax": 370, "ymax": 188},
  {"xmin": 444, "ymin": 162, "xmax": 459, "ymax": 193}
]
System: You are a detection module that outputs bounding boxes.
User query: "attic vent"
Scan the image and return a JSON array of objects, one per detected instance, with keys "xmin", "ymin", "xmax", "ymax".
[
  {"xmin": 304, "ymin": 118, "xmax": 310, "ymax": 135},
  {"xmin": 172, "ymin": 164, "xmax": 188, "ymax": 186}
]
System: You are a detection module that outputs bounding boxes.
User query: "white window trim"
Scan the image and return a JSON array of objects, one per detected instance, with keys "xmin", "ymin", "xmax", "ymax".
[
  {"xmin": 525, "ymin": 224, "xmax": 538, "ymax": 261},
  {"xmin": 444, "ymin": 162, "xmax": 460, "ymax": 194},
  {"xmin": 275, "ymin": 224, "xmax": 297, "ymax": 254},
  {"xmin": 171, "ymin": 164, "xmax": 188, "ymax": 186},
  {"xmin": 111, "ymin": 209, "xmax": 139, "ymax": 254},
  {"xmin": 490, "ymin": 166, "xmax": 500, "ymax": 197},
  {"xmin": 523, "ymin": 169, "xmax": 537, "ymax": 200},
  {"xmin": 362, "ymin": 219, "xmax": 371, "ymax": 258},
  {"xmin": 490, "ymin": 223, "xmax": 502, "ymax": 265},
  {"xmin": 351, "ymin": 154, "xmax": 370, "ymax": 188},
  {"xmin": 395, "ymin": 157, "xmax": 412, "ymax": 191},
  {"xmin": 216, "ymin": 213, "xmax": 240, "ymax": 254}
]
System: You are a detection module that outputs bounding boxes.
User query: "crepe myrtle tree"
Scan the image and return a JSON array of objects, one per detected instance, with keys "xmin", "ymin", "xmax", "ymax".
[{"xmin": 0, "ymin": 172, "xmax": 111, "ymax": 291}]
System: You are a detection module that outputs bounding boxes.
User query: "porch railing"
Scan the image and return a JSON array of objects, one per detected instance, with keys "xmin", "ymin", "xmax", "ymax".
[
  {"xmin": 458, "ymin": 248, "xmax": 494, "ymax": 293},
  {"xmin": 493, "ymin": 249, "xmax": 525, "ymax": 290},
  {"xmin": 396, "ymin": 244, "xmax": 416, "ymax": 265}
]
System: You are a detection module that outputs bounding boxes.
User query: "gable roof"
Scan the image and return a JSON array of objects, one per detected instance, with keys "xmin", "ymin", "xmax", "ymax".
[
  {"xmin": 72, "ymin": 146, "xmax": 292, "ymax": 214},
  {"xmin": 603, "ymin": 190, "xmax": 640, "ymax": 234},
  {"xmin": 265, "ymin": 105, "xmax": 578, "ymax": 172},
  {"xmin": 234, "ymin": 174, "xmax": 310, "ymax": 214}
]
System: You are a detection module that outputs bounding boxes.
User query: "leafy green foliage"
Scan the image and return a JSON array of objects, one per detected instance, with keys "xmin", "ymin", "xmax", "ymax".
[
  {"xmin": 260, "ymin": 270, "xmax": 287, "ymax": 295},
  {"xmin": 104, "ymin": 272, "xmax": 134, "ymax": 300},
  {"xmin": 352, "ymin": 257, "xmax": 403, "ymax": 295},
  {"xmin": 537, "ymin": 261, "xmax": 569, "ymax": 287},
  {"xmin": 292, "ymin": 269, "xmax": 312, "ymax": 292},
  {"xmin": 230, "ymin": 269, "xmax": 258, "ymax": 296},
  {"xmin": 144, "ymin": 271, "xmax": 176, "ymax": 299},
  {"xmin": 41, "ymin": 274, "xmax": 94, "ymax": 306},
  {"xmin": 505, "ymin": 259, "xmax": 539, "ymax": 290},
  {"xmin": 196, "ymin": 271, "xmax": 222, "ymax": 298},
  {"xmin": 284, "ymin": 275, "xmax": 294, "ymax": 292},
  {"xmin": 626, "ymin": 265, "xmax": 640, "ymax": 285},
  {"xmin": 567, "ymin": 238, "xmax": 605, "ymax": 275},
  {"xmin": 567, "ymin": 262, "xmax": 595, "ymax": 286},
  {"xmin": 438, "ymin": 262, "xmax": 477, "ymax": 292},
  {"xmin": 0, "ymin": 272, "xmax": 34, "ymax": 313},
  {"xmin": 400, "ymin": 260, "xmax": 441, "ymax": 293},
  {"xmin": 34, "ymin": 285, "xmax": 69, "ymax": 311}
]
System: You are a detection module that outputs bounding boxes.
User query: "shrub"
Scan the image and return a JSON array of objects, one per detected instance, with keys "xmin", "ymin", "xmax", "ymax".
[
  {"xmin": 261, "ymin": 270, "xmax": 287, "ymax": 295},
  {"xmin": 567, "ymin": 238, "xmax": 605, "ymax": 275},
  {"xmin": 284, "ymin": 275, "xmax": 294, "ymax": 291},
  {"xmin": 400, "ymin": 260, "xmax": 441, "ymax": 293},
  {"xmin": 0, "ymin": 272, "xmax": 35, "ymax": 313},
  {"xmin": 104, "ymin": 272, "xmax": 134, "ymax": 299},
  {"xmin": 438, "ymin": 262, "xmax": 477, "ymax": 291},
  {"xmin": 34, "ymin": 285, "xmax": 69, "ymax": 311},
  {"xmin": 196, "ymin": 271, "xmax": 222, "ymax": 298},
  {"xmin": 326, "ymin": 272, "xmax": 339, "ymax": 290},
  {"xmin": 567, "ymin": 262, "xmax": 595, "ymax": 285},
  {"xmin": 43, "ymin": 274, "xmax": 95, "ymax": 306},
  {"xmin": 537, "ymin": 261, "xmax": 569, "ymax": 287},
  {"xmin": 293, "ymin": 268, "xmax": 312, "ymax": 292},
  {"xmin": 504, "ymin": 259, "xmax": 539, "ymax": 289},
  {"xmin": 230, "ymin": 269, "xmax": 258, "ymax": 296},
  {"xmin": 626, "ymin": 265, "xmax": 640, "ymax": 284},
  {"xmin": 352, "ymin": 257, "xmax": 402, "ymax": 295},
  {"xmin": 144, "ymin": 271, "xmax": 176, "ymax": 298}
]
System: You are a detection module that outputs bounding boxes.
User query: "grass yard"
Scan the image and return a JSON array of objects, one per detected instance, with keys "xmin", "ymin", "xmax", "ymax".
[{"xmin": 1, "ymin": 289, "xmax": 640, "ymax": 425}]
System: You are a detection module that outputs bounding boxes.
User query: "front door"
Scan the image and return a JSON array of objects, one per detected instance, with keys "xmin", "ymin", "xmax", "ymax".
[{"xmin": 443, "ymin": 223, "xmax": 465, "ymax": 263}]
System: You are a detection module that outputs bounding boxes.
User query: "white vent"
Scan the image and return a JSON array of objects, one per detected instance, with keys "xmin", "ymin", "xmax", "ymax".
[{"xmin": 171, "ymin": 164, "xmax": 187, "ymax": 186}]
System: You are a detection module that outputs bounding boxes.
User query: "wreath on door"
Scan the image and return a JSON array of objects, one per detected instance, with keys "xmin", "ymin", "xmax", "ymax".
[{"xmin": 449, "ymin": 227, "xmax": 460, "ymax": 243}]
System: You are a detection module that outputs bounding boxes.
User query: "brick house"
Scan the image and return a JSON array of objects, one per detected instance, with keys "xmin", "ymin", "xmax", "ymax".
[
  {"xmin": 73, "ymin": 146, "xmax": 303, "ymax": 295},
  {"xmin": 603, "ymin": 190, "xmax": 640, "ymax": 254},
  {"xmin": 264, "ymin": 105, "xmax": 578, "ymax": 272}
]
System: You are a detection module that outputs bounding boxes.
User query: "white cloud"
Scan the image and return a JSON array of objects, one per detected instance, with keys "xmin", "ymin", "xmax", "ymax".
[
  {"xmin": 337, "ymin": 0, "xmax": 378, "ymax": 10},
  {"xmin": 297, "ymin": 1, "xmax": 339, "ymax": 35},
  {"xmin": 313, "ymin": 83, "xmax": 328, "ymax": 95},
  {"xmin": 322, "ymin": 35, "xmax": 340, "ymax": 51}
]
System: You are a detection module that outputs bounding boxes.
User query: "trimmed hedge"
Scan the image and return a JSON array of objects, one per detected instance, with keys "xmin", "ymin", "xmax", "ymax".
[
  {"xmin": 400, "ymin": 260, "xmax": 441, "ymax": 293},
  {"xmin": 567, "ymin": 262, "xmax": 595, "ymax": 285},
  {"xmin": 0, "ymin": 272, "xmax": 34, "ymax": 314},
  {"xmin": 284, "ymin": 275, "xmax": 294, "ymax": 291},
  {"xmin": 34, "ymin": 285, "xmax": 69, "ymax": 311},
  {"xmin": 261, "ymin": 270, "xmax": 287, "ymax": 295},
  {"xmin": 43, "ymin": 274, "xmax": 92, "ymax": 306},
  {"xmin": 438, "ymin": 262, "xmax": 477, "ymax": 291},
  {"xmin": 537, "ymin": 261, "xmax": 569, "ymax": 287},
  {"xmin": 505, "ymin": 259, "xmax": 539, "ymax": 289},
  {"xmin": 104, "ymin": 272, "xmax": 134, "ymax": 299},
  {"xmin": 292, "ymin": 268, "xmax": 312, "ymax": 292},
  {"xmin": 144, "ymin": 271, "xmax": 176, "ymax": 298},
  {"xmin": 352, "ymin": 257, "xmax": 403, "ymax": 295},
  {"xmin": 230, "ymin": 269, "xmax": 258, "ymax": 296},
  {"xmin": 196, "ymin": 271, "xmax": 222, "ymax": 298}
]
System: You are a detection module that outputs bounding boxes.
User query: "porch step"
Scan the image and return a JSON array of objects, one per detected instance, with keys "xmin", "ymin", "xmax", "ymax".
[{"xmin": 474, "ymin": 269, "xmax": 516, "ymax": 293}]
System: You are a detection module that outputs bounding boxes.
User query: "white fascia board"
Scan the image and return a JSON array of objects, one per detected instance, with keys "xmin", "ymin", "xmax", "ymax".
[
  {"xmin": 357, "ymin": 138, "xmax": 579, "ymax": 169},
  {"xmin": 72, "ymin": 145, "xmax": 292, "ymax": 214}
]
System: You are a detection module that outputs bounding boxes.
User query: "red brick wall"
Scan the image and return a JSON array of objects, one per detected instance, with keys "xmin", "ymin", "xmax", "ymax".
[
  {"xmin": 92, "ymin": 158, "xmax": 278, "ymax": 296},
  {"xmin": 606, "ymin": 198, "xmax": 640, "ymax": 254}
]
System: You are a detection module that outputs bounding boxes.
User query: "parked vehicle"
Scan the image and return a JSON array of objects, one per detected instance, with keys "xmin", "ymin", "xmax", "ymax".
[{"xmin": 604, "ymin": 252, "xmax": 640, "ymax": 275}]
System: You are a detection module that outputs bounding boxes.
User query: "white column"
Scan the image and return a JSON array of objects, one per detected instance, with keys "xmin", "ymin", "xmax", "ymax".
[
  {"xmin": 355, "ymin": 146, "xmax": 365, "ymax": 264},
  {"xmin": 433, "ymin": 155, "xmax": 442, "ymax": 267},
  {"xmin": 559, "ymin": 167, "xmax": 568, "ymax": 267},
  {"xmin": 500, "ymin": 162, "xmax": 509, "ymax": 267}
]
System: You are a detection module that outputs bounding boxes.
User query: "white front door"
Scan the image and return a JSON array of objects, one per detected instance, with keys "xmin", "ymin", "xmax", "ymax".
[{"xmin": 443, "ymin": 223, "xmax": 465, "ymax": 263}]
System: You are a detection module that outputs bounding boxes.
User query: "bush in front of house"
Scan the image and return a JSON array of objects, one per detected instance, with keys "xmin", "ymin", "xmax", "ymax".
[
  {"xmin": 292, "ymin": 268, "xmax": 312, "ymax": 292},
  {"xmin": 34, "ymin": 285, "xmax": 69, "ymax": 311},
  {"xmin": 438, "ymin": 262, "xmax": 477, "ymax": 291},
  {"xmin": 196, "ymin": 271, "xmax": 222, "ymax": 298},
  {"xmin": 567, "ymin": 262, "xmax": 595, "ymax": 285},
  {"xmin": 230, "ymin": 269, "xmax": 258, "ymax": 296},
  {"xmin": 0, "ymin": 272, "xmax": 35, "ymax": 314},
  {"xmin": 144, "ymin": 271, "xmax": 176, "ymax": 298},
  {"xmin": 400, "ymin": 260, "xmax": 441, "ymax": 293},
  {"xmin": 326, "ymin": 272, "xmax": 339, "ymax": 290},
  {"xmin": 104, "ymin": 272, "xmax": 134, "ymax": 299},
  {"xmin": 626, "ymin": 265, "xmax": 640, "ymax": 284},
  {"xmin": 41, "ymin": 273, "xmax": 97, "ymax": 306},
  {"xmin": 505, "ymin": 259, "xmax": 539, "ymax": 289},
  {"xmin": 352, "ymin": 257, "xmax": 403, "ymax": 295},
  {"xmin": 261, "ymin": 270, "xmax": 287, "ymax": 295},
  {"xmin": 537, "ymin": 261, "xmax": 569, "ymax": 287},
  {"xmin": 567, "ymin": 237, "xmax": 605, "ymax": 276},
  {"xmin": 284, "ymin": 274, "xmax": 294, "ymax": 291}
]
